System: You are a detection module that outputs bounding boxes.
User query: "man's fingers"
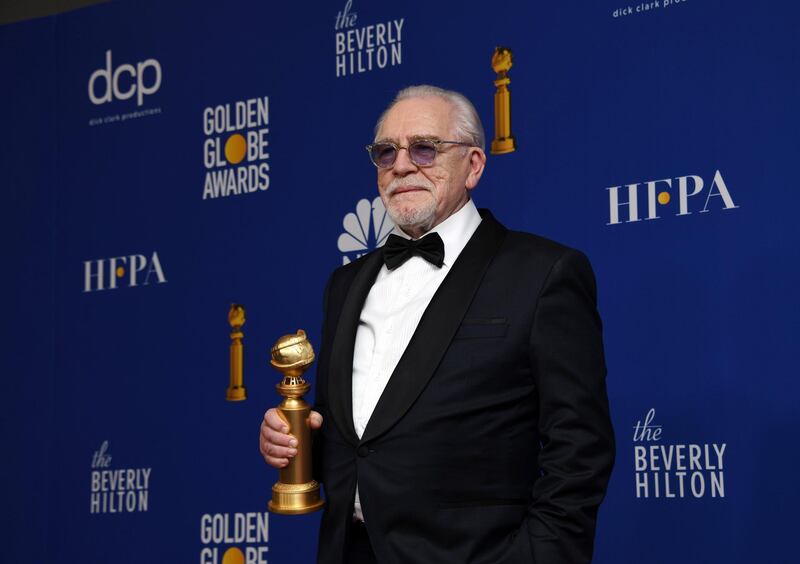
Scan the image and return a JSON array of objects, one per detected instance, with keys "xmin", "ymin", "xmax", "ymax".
[
  {"xmin": 261, "ymin": 439, "xmax": 297, "ymax": 459},
  {"xmin": 262, "ymin": 409, "xmax": 297, "ymax": 446},
  {"xmin": 260, "ymin": 409, "xmax": 298, "ymax": 470},
  {"xmin": 264, "ymin": 454, "xmax": 289, "ymax": 468},
  {"xmin": 261, "ymin": 424, "xmax": 297, "ymax": 448},
  {"xmin": 260, "ymin": 408, "xmax": 320, "ymax": 470},
  {"xmin": 264, "ymin": 408, "xmax": 289, "ymax": 433},
  {"xmin": 309, "ymin": 411, "xmax": 323, "ymax": 429}
]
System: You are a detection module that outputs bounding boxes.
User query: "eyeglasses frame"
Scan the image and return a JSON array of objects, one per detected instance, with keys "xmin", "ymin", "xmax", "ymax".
[{"xmin": 365, "ymin": 138, "xmax": 476, "ymax": 168}]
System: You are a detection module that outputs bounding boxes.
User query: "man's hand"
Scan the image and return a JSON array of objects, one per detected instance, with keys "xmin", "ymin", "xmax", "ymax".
[{"xmin": 259, "ymin": 408, "xmax": 323, "ymax": 468}]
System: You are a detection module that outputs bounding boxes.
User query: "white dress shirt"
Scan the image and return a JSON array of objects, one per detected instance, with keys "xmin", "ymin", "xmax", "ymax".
[{"xmin": 351, "ymin": 199, "xmax": 482, "ymax": 521}]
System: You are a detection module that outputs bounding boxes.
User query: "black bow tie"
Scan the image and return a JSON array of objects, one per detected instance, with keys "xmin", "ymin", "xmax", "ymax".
[{"xmin": 383, "ymin": 232, "xmax": 445, "ymax": 270}]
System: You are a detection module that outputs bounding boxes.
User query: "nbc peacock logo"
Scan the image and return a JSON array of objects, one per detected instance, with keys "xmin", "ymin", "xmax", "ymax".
[{"xmin": 337, "ymin": 197, "xmax": 394, "ymax": 264}]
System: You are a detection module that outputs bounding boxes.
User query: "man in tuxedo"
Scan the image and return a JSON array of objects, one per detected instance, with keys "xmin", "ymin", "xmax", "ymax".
[{"xmin": 260, "ymin": 85, "xmax": 615, "ymax": 563}]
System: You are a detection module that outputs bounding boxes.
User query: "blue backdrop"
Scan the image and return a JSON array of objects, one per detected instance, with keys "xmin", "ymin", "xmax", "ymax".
[{"xmin": 2, "ymin": 1, "xmax": 798, "ymax": 562}]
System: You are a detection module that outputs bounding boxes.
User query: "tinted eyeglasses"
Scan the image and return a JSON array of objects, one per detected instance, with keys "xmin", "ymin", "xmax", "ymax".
[{"xmin": 365, "ymin": 138, "xmax": 475, "ymax": 168}]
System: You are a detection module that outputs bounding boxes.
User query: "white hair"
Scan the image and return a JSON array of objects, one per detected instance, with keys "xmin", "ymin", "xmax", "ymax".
[{"xmin": 374, "ymin": 85, "xmax": 486, "ymax": 151}]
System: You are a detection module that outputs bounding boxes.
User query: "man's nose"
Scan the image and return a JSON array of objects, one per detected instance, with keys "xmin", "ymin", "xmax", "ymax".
[{"xmin": 392, "ymin": 146, "xmax": 418, "ymax": 175}]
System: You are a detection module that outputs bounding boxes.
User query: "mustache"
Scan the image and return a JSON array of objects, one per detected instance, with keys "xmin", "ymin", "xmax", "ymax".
[{"xmin": 385, "ymin": 176, "xmax": 435, "ymax": 196}]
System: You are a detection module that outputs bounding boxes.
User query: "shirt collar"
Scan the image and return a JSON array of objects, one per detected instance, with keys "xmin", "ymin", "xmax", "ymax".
[{"xmin": 390, "ymin": 199, "xmax": 482, "ymax": 267}]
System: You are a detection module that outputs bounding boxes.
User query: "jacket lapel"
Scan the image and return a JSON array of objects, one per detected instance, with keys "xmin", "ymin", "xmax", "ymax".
[
  {"xmin": 360, "ymin": 210, "xmax": 507, "ymax": 444},
  {"xmin": 327, "ymin": 250, "xmax": 384, "ymax": 446}
]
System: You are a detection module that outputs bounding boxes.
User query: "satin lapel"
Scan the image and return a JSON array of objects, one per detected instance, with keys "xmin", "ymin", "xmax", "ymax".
[
  {"xmin": 327, "ymin": 250, "xmax": 385, "ymax": 446},
  {"xmin": 360, "ymin": 211, "xmax": 507, "ymax": 444}
]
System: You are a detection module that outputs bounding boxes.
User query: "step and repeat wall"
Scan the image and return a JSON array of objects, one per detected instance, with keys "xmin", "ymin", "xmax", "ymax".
[{"xmin": 2, "ymin": 1, "xmax": 798, "ymax": 562}]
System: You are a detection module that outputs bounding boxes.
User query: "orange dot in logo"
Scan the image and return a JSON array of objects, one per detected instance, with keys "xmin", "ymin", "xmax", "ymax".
[
  {"xmin": 658, "ymin": 191, "xmax": 671, "ymax": 205},
  {"xmin": 222, "ymin": 547, "xmax": 245, "ymax": 564},
  {"xmin": 225, "ymin": 134, "xmax": 247, "ymax": 165},
  {"xmin": 116, "ymin": 266, "xmax": 125, "ymax": 278}
]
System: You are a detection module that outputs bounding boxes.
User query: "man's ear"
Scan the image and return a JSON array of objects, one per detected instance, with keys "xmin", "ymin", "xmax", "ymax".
[{"xmin": 465, "ymin": 148, "xmax": 487, "ymax": 191}]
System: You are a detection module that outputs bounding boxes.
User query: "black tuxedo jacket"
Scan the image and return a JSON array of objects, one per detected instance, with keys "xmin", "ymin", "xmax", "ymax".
[{"xmin": 313, "ymin": 210, "xmax": 614, "ymax": 564}]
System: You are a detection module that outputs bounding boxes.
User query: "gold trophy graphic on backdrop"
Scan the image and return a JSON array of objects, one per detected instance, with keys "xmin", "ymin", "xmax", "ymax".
[
  {"xmin": 491, "ymin": 46, "xmax": 517, "ymax": 155},
  {"xmin": 267, "ymin": 330, "xmax": 325, "ymax": 514},
  {"xmin": 226, "ymin": 304, "xmax": 247, "ymax": 401}
]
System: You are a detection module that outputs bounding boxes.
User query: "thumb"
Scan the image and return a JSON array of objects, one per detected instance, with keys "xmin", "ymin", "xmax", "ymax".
[{"xmin": 309, "ymin": 411, "xmax": 323, "ymax": 429}]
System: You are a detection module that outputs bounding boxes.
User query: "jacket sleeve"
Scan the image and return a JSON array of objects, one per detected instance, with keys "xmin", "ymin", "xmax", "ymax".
[
  {"xmin": 311, "ymin": 272, "xmax": 334, "ymax": 484},
  {"xmin": 523, "ymin": 248, "xmax": 615, "ymax": 563}
]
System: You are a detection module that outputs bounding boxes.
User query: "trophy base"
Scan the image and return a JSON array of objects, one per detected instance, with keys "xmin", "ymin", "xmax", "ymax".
[
  {"xmin": 268, "ymin": 480, "xmax": 325, "ymax": 515},
  {"xmin": 491, "ymin": 137, "xmax": 516, "ymax": 155},
  {"xmin": 226, "ymin": 386, "xmax": 246, "ymax": 401}
]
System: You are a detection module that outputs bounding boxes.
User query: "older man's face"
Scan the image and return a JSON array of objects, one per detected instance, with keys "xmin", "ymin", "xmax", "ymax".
[{"xmin": 375, "ymin": 97, "xmax": 481, "ymax": 238}]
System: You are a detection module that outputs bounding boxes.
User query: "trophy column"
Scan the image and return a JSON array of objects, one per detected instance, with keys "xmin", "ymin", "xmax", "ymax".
[
  {"xmin": 268, "ymin": 330, "xmax": 325, "ymax": 514},
  {"xmin": 491, "ymin": 46, "xmax": 517, "ymax": 155},
  {"xmin": 226, "ymin": 304, "xmax": 247, "ymax": 401}
]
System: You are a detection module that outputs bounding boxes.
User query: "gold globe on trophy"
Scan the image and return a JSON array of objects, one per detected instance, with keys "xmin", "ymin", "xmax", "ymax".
[{"xmin": 267, "ymin": 330, "xmax": 325, "ymax": 514}]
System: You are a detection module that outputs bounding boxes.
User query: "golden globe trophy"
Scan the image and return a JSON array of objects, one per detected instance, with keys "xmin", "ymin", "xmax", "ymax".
[
  {"xmin": 226, "ymin": 304, "xmax": 247, "ymax": 401},
  {"xmin": 267, "ymin": 330, "xmax": 325, "ymax": 514},
  {"xmin": 491, "ymin": 46, "xmax": 517, "ymax": 155}
]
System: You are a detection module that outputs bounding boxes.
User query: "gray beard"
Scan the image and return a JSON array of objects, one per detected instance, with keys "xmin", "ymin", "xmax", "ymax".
[
  {"xmin": 386, "ymin": 200, "xmax": 436, "ymax": 234},
  {"xmin": 383, "ymin": 175, "xmax": 437, "ymax": 235}
]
